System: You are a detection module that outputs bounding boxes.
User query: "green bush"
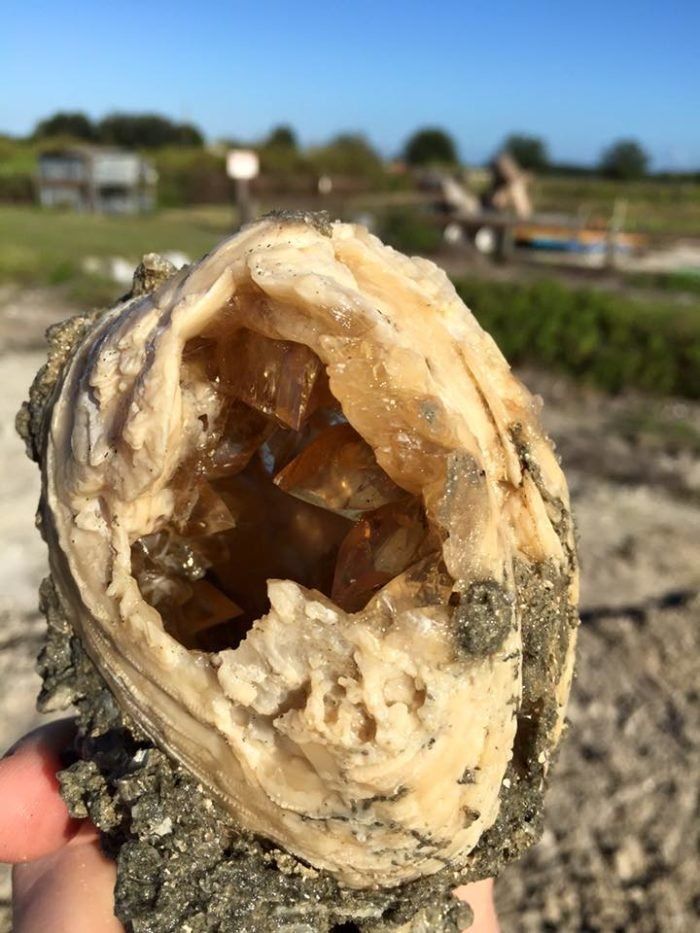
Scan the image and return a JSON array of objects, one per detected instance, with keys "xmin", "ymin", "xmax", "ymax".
[
  {"xmin": 0, "ymin": 172, "xmax": 34, "ymax": 204},
  {"xmin": 308, "ymin": 134, "xmax": 383, "ymax": 178},
  {"xmin": 379, "ymin": 210, "xmax": 441, "ymax": 255},
  {"xmin": 454, "ymin": 277, "xmax": 700, "ymax": 398},
  {"xmin": 152, "ymin": 148, "xmax": 229, "ymax": 206},
  {"xmin": 624, "ymin": 270, "xmax": 700, "ymax": 296}
]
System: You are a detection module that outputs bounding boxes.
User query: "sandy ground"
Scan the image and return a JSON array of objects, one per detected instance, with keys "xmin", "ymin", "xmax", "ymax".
[{"xmin": 0, "ymin": 290, "xmax": 698, "ymax": 931}]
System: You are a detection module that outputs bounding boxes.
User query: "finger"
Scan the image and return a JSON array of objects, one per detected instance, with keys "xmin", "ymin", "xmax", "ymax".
[
  {"xmin": 0, "ymin": 720, "xmax": 81, "ymax": 863},
  {"xmin": 12, "ymin": 826, "xmax": 122, "ymax": 933},
  {"xmin": 454, "ymin": 878, "xmax": 500, "ymax": 933}
]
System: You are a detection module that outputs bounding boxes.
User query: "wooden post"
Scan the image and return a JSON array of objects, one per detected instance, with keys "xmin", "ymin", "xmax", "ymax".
[
  {"xmin": 606, "ymin": 198, "xmax": 627, "ymax": 270},
  {"xmin": 496, "ymin": 222, "xmax": 515, "ymax": 264},
  {"xmin": 235, "ymin": 178, "xmax": 252, "ymax": 227}
]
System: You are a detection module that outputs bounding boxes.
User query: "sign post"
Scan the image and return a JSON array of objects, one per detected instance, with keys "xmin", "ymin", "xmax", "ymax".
[{"xmin": 226, "ymin": 149, "xmax": 260, "ymax": 228}]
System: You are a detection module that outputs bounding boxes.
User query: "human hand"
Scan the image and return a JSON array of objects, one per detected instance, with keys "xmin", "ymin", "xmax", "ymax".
[
  {"xmin": 0, "ymin": 720, "xmax": 122, "ymax": 933},
  {"xmin": 1, "ymin": 721, "xmax": 498, "ymax": 932},
  {"xmin": 455, "ymin": 878, "xmax": 500, "ymax": 932}
]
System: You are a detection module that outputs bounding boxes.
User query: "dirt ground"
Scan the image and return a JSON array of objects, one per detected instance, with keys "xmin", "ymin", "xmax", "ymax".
[{"xmin": 0, "ymin": 288, "xmax": 698, "ymax": 932}]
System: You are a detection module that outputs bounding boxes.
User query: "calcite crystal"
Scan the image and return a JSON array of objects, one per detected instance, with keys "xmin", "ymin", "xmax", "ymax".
[{"xmin": 20, "ymin": 213, "xmax": 578, "ymax": 931}]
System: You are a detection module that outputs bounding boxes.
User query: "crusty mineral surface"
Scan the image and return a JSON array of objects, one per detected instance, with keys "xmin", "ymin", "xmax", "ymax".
[{"xmin": 20, "ymin": 212, "xmax": 578, "ymax": 931}]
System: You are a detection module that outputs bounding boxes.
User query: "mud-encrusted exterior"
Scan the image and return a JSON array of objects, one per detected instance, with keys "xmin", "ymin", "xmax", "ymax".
[
  {"xmin": 36, "ymin": 552, "xmax": 574, "ymax": 932},
  {"xmin": 21, "ymin": 217, "xmax": 578, "ymax": 931}
]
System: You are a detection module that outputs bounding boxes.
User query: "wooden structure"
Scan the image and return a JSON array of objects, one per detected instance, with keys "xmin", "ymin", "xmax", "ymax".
[
  {"xmin": 483, "ymin": 153, "xmax": 533, "ymax": 220},
  {"xmin": 37, "ymin": 146, "xmax": 157, "ymax": 213},
  {"xmin": 433, "ymin": 156, "xmax": 644, "ymax": 266}
]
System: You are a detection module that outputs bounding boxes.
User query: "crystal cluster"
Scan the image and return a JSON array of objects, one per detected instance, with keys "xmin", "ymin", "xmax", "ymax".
[{"xmin": 132, "ymin": 328, "xmax": 433, "ymax": 650}]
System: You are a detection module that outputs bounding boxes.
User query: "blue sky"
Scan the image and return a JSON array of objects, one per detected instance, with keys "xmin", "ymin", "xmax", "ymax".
[{"xmin": 2, "ymin": 1, "xmax": 699, "ymax": 169}]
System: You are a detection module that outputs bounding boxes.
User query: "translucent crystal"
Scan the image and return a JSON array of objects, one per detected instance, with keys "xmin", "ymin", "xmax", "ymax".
[
  {"xmin": 133, "ymin": 531, "xmax": 209, "ymax": 583},
  {"xmin": 259, "ymin": 406, "xmax": 346, "ymax": 477},
  {"xmin": 258, "ymin": 425, "xmax": 307, "ymax": 477},
  {"xmin": 205, "ymin": 401, "xmax": 272, "ymax": 479},
  {"xmin": 331, "ymin": 500, "xmax": 428, "ymax": 612},
  {"xmin": 210, "ymin": 463, "xmax": 352, "ymax": 618},
  {"xmin": 182, "ymin": 336, "xmax": 219, "ymax": 381},
  {"xmin": 166, "ymin": 579, "xmax": 244, "ymax": 650},
  {"xmin": 274, "ymin": 422, "xmax": 405, "ymax": 518},
  {"xmin": 134, "ymin": 568, "xmax": 193, "ymax": 611},
  {"xmin": 217, "ymin": 328, "xmax": 325, "ymax": 430},
  {"xmin": 178, "ymin": 483, "xmax": 236, "ymax": 538}
]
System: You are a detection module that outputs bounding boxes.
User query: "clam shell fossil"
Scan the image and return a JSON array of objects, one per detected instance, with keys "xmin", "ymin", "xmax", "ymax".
[{"xmin": 22, "ymin": 212, "xmax": 578, "ymax": 926}]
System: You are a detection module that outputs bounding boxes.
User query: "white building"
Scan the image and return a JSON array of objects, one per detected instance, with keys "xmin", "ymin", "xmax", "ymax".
[{"xmin": 37, "ymin": 146, "xmax": 157, "ymax": 213}]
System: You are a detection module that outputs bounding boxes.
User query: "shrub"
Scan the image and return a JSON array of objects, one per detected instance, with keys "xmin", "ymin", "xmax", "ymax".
[
  {"xmin": 308, "ymin": 134, "xmax": 383, "ymax": 178},
  {"xmin": 379, "ymin": 210, "xmax": 441, "ymax": 255},
  {"xmin": 0, "ymin": 173, "xmax": 34, "ymax": 204},
  {"xmin": 153, "ymin": 149, "xmax": 229, "ymax": 206},
  {"xmin": 453, "ymin": 277, "xmax": 700, "ymax": 398}
]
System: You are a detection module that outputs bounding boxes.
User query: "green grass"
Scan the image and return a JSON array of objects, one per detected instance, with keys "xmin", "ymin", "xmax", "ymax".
[
  {"xmin": 535, "ymin": 176, "xmax": 700, "ymax": 237},
  {"xmin": 0, "ymin": 205, "xmax": 235, "ymax": 302},
  {"xmin": 0, "ymin": 138, "xmax": 38, "ymax": 176}
]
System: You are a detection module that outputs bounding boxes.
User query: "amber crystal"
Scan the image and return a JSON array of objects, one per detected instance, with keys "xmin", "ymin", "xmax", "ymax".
[
  {"xmin": 178, "ymin": 483, "xmax": 236, "ymax": 538},
  {"xmin": 136, "ymin": 313, "xmax": 437, "ymax": 638},
  {"xmin": 182, "ymin": 336, "xmax": 219, "ymax": 381},
  {"xmin": 210, "ymin": 464, "xmax": 352, "ymax": 619},
  {"xmin": 165, "ymin": 579, "xmax": 244, "ymax": 650},
  {"xmin": 274, "ymin": 422, "xmax": 404, "ymax": 518},
  {"xmin": 331, "ymin": 500, "xmax": 428, "ymax": 612},
  {"xmin": 205, "ymin": 401, "xmax": 272, "ymax": 479},
  {"xmin": 258, "ymin": 425, "xmax": 307, "ymax": 477},
  {"xmin": 217, "ymin": 328, "xmax": 324, "ymax": 430},
  {"xmin": 258, "ymin": 406, "xmax": 347, "ymax": 477}
]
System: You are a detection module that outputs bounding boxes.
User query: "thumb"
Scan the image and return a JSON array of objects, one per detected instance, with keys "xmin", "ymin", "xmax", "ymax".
[{"xmin": 0, "ymin": 720, "xmax": 82, "ymax": 863}]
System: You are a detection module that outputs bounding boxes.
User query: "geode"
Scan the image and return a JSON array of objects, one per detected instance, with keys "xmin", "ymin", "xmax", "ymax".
[{"xmin": 19, "ymin": 212, "xmax": 578, "ymax": 931}]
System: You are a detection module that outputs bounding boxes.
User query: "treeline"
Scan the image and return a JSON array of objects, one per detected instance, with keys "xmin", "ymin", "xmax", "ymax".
[
  {"xmin": 402, "ymin": 129, "xmax": 668, "ymax": 181},
  {"xmin": 23, "ymin": 111, "xmax": 695, "ymax": 181},
  {"xmin": 1, "ymin": 111, "xmax": 697, "ymax": 207},
  {"xmin": 33, "ymin": 112, "xmax": 204, "ymax": 148}
]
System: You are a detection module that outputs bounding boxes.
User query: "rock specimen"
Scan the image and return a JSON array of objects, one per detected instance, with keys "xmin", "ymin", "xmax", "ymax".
[{"xmin": 19, "ymin": 213, "xmax": 578, "ymax": 931}]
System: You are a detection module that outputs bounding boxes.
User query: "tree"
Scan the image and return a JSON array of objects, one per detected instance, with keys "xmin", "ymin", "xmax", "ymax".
[
  {"xmin": 309, "ymin": 134, "xmax": 383, "ymax": 176},
  {"xmin": 403, "ymin": 128, "xmax": 458, "ymax": 166},
  {"xmin": 265, "ymin": 125, "xmax": 297, "ymax": 149},
  {"xmin": 34, "ymin": 112, "xmax": 96, "ymax": 141},
  {"xmin": 174, "ymin": 122, "xmax": 204, "ymax": 147},
  {"xmin": 502, "ymin": 133, "xmax": 549, "ymax": 171},
  {"xmin": 97, "ymin": 113, "xmax": 204, "ymax": 148},
  {"xmin": 599, "ymin": 139, "xmax": 649, "ymax": 180}
]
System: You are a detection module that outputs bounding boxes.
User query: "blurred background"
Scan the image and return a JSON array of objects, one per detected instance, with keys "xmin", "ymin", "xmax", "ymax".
[{"xmin": 1, "ymin": 2, "xmax": 698, "ymax": 930}]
